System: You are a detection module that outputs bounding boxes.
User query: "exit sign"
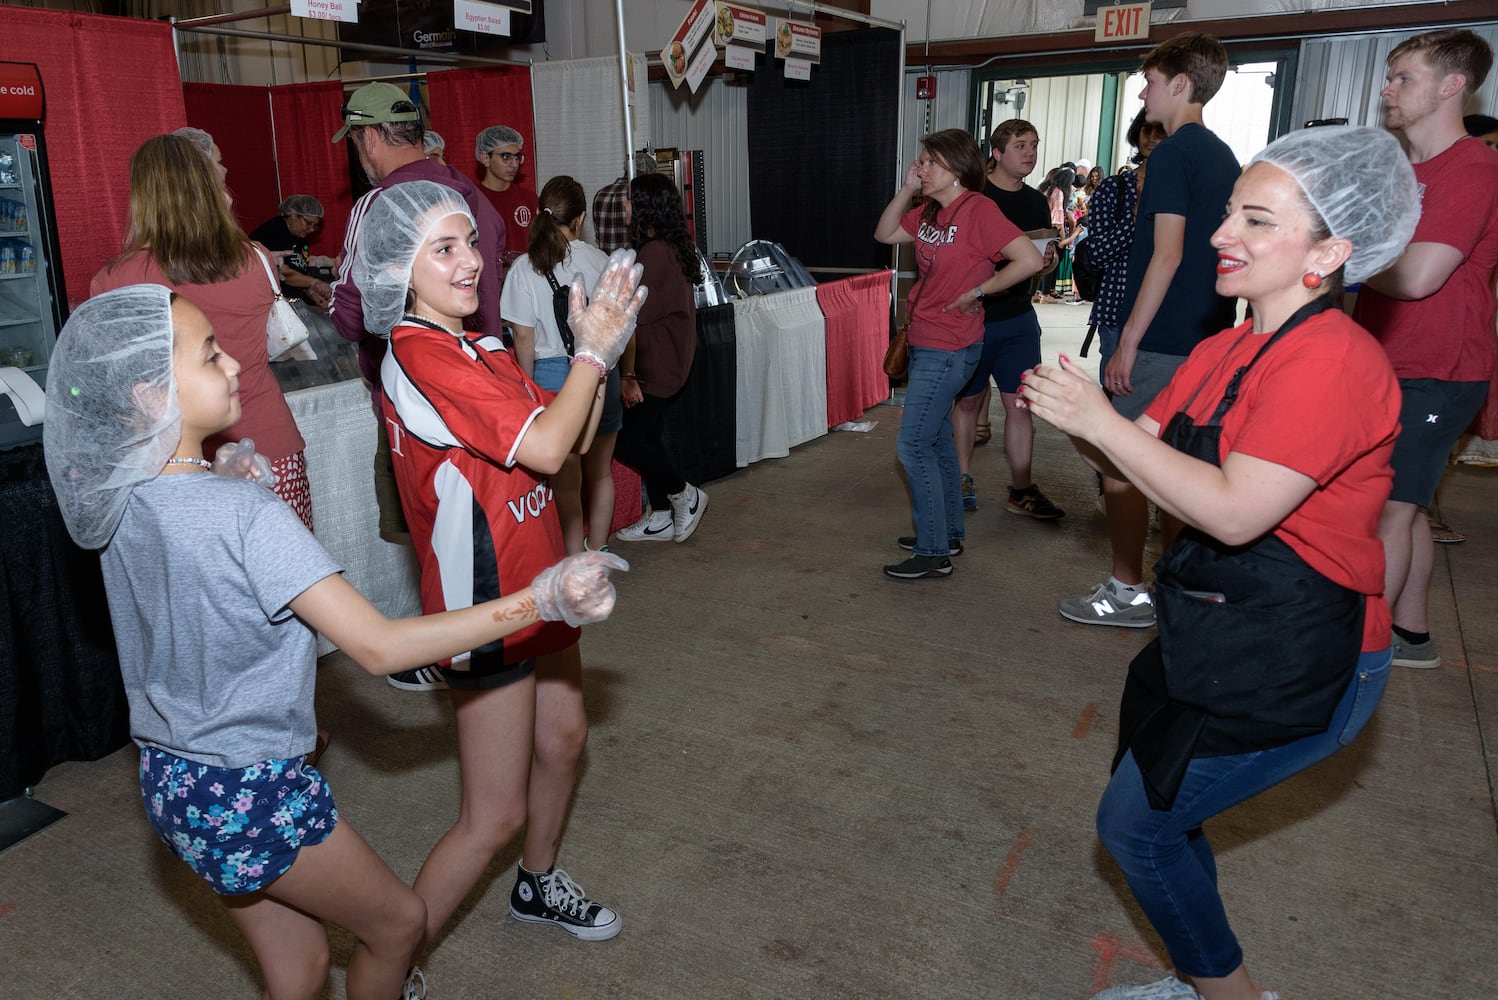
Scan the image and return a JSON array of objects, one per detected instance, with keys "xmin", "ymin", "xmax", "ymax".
[{"xmin": 1095, "ymin": 2, "xmax": 1151, "ymax": 42}]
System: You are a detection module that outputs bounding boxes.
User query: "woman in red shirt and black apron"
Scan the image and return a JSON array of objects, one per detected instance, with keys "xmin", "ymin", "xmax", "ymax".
[{"xmin": 1023, "ymin": 127, "xmax": 1422, "ymax": 1000}]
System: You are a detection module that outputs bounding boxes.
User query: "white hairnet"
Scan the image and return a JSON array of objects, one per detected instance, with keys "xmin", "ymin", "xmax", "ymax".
[
  {"xmin": 43, "ymin": 284, "xmax": 180, "ymax": 550},
  {"xmin": 423, "ymin": 130, "xmax": 446, "ymax": 155},
  {"xmin": 172, "ymin": 126, "xmax": 214, "ymax": 158},
  {"xmin": 476, "ymin": 124, "xmax": 522, "ymax": 160},
  {"xmin": 353, "ymin": 180, "xmax": 476, "ymax": 337},
  {"xmin": 1249, "ymin": 125, "xmax": 1421, "ymax": 284}
]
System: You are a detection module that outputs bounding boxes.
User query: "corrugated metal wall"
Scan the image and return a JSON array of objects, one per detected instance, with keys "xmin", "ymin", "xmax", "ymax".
[
  {"xmin": 900, "ymin": 68, "xmax": 973, "ymax": 164},
  {"xmin": 647, "ymin": 77, "xmax": 752, "ymax": 256},
  {"xmin": 1020, "ymin": 74, "xmax": 1109, "ymax": 170},
  {"xmin": 1293, "ymin": 24, "xmax": 1498, "ymax": 129}
]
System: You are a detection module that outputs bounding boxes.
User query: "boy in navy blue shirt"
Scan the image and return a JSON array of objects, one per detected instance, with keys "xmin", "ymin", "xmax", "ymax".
[{"xmin": 1061, "ymin": 33, "xmax": 1240, "ymax": 628}]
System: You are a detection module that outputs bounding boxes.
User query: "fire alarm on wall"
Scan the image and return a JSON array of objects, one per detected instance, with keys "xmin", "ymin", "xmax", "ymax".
[{"xmin": 916, "ymin": 76, "xmax": 936, "ymax": 100}]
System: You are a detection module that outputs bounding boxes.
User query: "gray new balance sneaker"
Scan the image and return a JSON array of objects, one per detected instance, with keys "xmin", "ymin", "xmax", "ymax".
[
  {"xmin": 1391, "ymin": 631, "xmax": 1440, "ymax": 669},
  {"xmin": 1059, "ymin": 580, "xmax": 1156, "ymax": 628}
]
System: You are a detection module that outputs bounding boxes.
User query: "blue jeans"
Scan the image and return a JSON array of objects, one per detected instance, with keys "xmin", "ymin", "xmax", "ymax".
[
  {"xmin": 1095, "ymin": 647, "xmax": 1391, "ymax": 978},
  {"xmin": 897, "ymin": 342, "xmax": 982, "ymax": 556}
]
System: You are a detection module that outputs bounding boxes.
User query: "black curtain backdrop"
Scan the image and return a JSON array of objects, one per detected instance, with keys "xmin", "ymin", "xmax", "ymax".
[
  {"xmin": 0, "ymin": 444, "xmax": 128, "ymax": 800},
  {"xmin": 747, "ymin": 28, "xmax": 901, "ymax": 271}
]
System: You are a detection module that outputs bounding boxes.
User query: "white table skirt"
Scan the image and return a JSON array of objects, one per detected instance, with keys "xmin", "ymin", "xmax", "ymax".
[
  {"xmin": 286, "ymin": 379, "xmax": 421, "ymax": 655},
  {"xmin": 732, "ymin": 288, "xmax": 828, "ymax": 467}
]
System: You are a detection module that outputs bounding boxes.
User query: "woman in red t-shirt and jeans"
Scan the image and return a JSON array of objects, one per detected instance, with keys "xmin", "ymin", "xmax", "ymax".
[
  {"xmin": 874, "ymin": 128, "xmax": 1042, "ymax": 580},
  {"xmin": 1022, "ymin": 126, "xmax": 1419, "ymax": 1000}
]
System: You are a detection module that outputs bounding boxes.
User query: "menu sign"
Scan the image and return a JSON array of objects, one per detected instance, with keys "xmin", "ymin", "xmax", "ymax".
[
  {"xmin": 773, "ymin": 18, "xmax": 821, "ymax": 63},
  {"xmin": 714, "ymin": 2, "xmax": 766, "ymax": 47},
  {"xmin": 293, "ymin": 0, "xmax": 360, "ymax": 22},
  {"xmin": 663, "ymin": 0, "xmax": 716, "ymax": 91},
  {"xmin": 454, "ymin": 0, "xmax": 511, "ymax": 35}
]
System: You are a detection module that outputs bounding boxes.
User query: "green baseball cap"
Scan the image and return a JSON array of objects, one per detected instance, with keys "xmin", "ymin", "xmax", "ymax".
[{"xmin": 331, "ymin": 82, "xmax": 422, "ymax": 143}]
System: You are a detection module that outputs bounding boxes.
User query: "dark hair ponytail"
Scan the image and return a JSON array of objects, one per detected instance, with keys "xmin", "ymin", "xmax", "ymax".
[
  {"xmin": 627, "ymin": 173, "xmax": 702, "ymax": 284},
  {"xmin": 528, "ymin": 175, "xmax": 587, "ymax": 276}
]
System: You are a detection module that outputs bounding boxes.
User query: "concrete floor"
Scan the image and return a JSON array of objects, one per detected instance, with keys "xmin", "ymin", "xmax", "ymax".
[{"xmin": 4, "ymin": 303, "xmax": 1496, "ymax": 999}]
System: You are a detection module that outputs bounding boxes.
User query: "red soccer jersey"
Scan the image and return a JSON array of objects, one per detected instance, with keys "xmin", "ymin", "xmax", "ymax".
[
  {"xmin": 381, "ymin": 321, "xmax": 578, "ymax": 666},
  {"xmin": 1354, "ymin": 136, "xmax": 1498, "ymax": 382},
  {"xmin": 1146, "ymin": 310, "xmax": 1400, "ymax": 652}
]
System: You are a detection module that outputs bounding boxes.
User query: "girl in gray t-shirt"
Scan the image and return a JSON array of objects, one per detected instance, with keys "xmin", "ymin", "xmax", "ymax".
[{"xmin": 43, "ymin": 283, "xmax": 633, "ymax": 1000}]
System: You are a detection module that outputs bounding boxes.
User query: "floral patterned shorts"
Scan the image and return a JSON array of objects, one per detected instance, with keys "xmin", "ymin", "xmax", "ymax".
[{"xmin": 138, "ymin": 747, "xmax": 338, "ymax": 896}]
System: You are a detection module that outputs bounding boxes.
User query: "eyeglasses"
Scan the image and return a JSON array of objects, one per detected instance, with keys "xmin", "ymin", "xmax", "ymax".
[{"xmin": 492, "ymin": 151, "xmax": 526, "ymax": 164}]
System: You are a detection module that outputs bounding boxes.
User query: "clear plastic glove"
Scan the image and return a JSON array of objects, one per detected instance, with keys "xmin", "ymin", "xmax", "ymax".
[
  {"xmin": 531, "ymin": 551, "xmax": 630, "ymax": 627},
  {"xmin": 213, "ymin": 438, "xmax": 276, "ymax": 488},
  {"xmin": 568, "ymin": 248, "xmax": 648, "ymax": 370}
]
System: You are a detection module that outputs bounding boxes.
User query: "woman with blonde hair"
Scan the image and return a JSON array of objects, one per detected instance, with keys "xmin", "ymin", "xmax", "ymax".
[{"xmin": 91, "ymin": 133, "xmax": 312, "ymax": 529}]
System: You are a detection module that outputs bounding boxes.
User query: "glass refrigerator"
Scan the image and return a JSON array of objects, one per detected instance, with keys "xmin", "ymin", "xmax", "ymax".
[{"xmin": 0, "ymin": 61, "xmax": 68, "ymax": 450}]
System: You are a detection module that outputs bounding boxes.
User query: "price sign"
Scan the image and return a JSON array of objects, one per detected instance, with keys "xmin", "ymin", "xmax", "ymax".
[
  {"xmin": 454, "ymin": 0, "xmax": 512, "ymax": 35},
  {"xmin": 292, "ymin": 0, "xmax": 360, "ymax": 22}
]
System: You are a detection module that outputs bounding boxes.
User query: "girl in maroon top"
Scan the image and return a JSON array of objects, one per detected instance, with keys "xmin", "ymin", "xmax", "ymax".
[{"xmin": 612, "ymin": 172, "xmax": 710, "ymax": 544}]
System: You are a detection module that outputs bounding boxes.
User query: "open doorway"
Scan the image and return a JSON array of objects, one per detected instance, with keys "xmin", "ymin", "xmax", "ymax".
[{"xmin": 975, "ymin": 54, "xmax": 1294, "ymax": 175}]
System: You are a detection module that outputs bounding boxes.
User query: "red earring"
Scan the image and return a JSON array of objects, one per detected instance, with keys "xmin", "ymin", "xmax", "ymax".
[{"xmin": 1302, "ymin": 271, "xmax": 1323, "ymax": 290}]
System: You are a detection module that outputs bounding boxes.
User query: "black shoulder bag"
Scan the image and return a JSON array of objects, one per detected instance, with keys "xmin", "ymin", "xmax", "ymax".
[{"xmin": 542, "ymin": 270, "xmax": 577, "ymax": 356}]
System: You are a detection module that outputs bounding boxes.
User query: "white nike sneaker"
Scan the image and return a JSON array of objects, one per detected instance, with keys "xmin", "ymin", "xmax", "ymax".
[
  {"xmin": 614, "ymin": 509, "xmax": 675, "ymax": 542},
  {"xmin": 668, "ymin": 484, "xmax": 707, "ymax": 543}
]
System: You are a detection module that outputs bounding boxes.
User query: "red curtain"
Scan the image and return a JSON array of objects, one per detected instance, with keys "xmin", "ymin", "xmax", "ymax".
[
  {"xmin": 818, "ymin": 271, "xmax": 894, "ymax": 427},
  {"xmin": 0, "ymin": 8, "xmax": 184, "ymax": 307},
  {"xmin": 183, "ymin": 83, "xmax": 279, "ymax": 240},
  {"xmin": 269, "ymin": 82, "xmax": 352, "ymax": 257},
  {"xmin": 425, "ymin": 67, "xmax": 536, "ymax": 187}
]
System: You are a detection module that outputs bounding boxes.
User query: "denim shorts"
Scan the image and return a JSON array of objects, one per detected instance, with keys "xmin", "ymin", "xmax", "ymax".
[
  {"xmin": 533, "ymin": 357, "xmax": 622, "ymax": 437},
  {"xmin": 1389, "ymin": 378, "xmax": 1489, "ymax": 506},
  {"xmin": 139, "ymin": 747, "xmax": 338, "ymax": 896},
  {"xmin": 532, "ymin": 355, "xmax": 572, "ymax": 392},
  {"xmin": 960, "ymin": 312, "xmax": 1042, "ymax": 396}
]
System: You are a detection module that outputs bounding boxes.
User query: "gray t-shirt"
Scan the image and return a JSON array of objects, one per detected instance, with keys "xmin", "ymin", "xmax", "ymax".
[{"xmin": 100, "ymin": 474, "xmax": 342, "ymax": 769}]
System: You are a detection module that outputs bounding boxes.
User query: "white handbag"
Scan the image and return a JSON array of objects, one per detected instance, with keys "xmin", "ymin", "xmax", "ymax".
[{"xmin": 253, "ymin": 245, "xmax": 312, "ymax": 361}]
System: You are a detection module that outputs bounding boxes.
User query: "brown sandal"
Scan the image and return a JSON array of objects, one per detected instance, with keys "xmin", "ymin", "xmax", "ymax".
[
  {"xmin": 974, "ymin": 423, "xmax": 992, "ymax": 446},
  {"xmin": 1429, "ymin": 517, "xmax": 1466, "ymax": 544}
]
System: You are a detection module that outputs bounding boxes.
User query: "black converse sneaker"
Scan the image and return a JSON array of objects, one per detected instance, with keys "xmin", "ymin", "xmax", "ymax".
[{"xmin": 509, "ymin": 865, "xmax": 621, "ymax": 941}]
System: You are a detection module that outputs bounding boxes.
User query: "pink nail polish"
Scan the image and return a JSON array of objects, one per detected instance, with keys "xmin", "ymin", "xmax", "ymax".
[{"xmin": 1059, "ymin": 353, "xmax": 1071, "ymax": 364}]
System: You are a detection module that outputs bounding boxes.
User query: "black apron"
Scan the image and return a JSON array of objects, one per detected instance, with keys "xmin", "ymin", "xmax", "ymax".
[{"xmin": 1115, "ymin": 297, "xmax": 1365, "ymax": 810}]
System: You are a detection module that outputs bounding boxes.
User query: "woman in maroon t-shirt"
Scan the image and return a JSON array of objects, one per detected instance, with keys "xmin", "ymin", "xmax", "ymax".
[{"xmin": 874, "ymin": 129, "xmax": 1041, "ymax": 580}]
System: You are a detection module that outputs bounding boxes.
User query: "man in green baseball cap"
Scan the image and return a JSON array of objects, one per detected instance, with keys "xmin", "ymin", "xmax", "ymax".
[{"xmin": 330, "ymin": 81, "xmax": 422, "ymax": 143}]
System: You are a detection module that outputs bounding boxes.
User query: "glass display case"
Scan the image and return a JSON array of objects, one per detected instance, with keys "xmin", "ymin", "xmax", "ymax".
[{"xmin": 0, "ymin": 63, "xmax": 68, "ymax": 449}]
